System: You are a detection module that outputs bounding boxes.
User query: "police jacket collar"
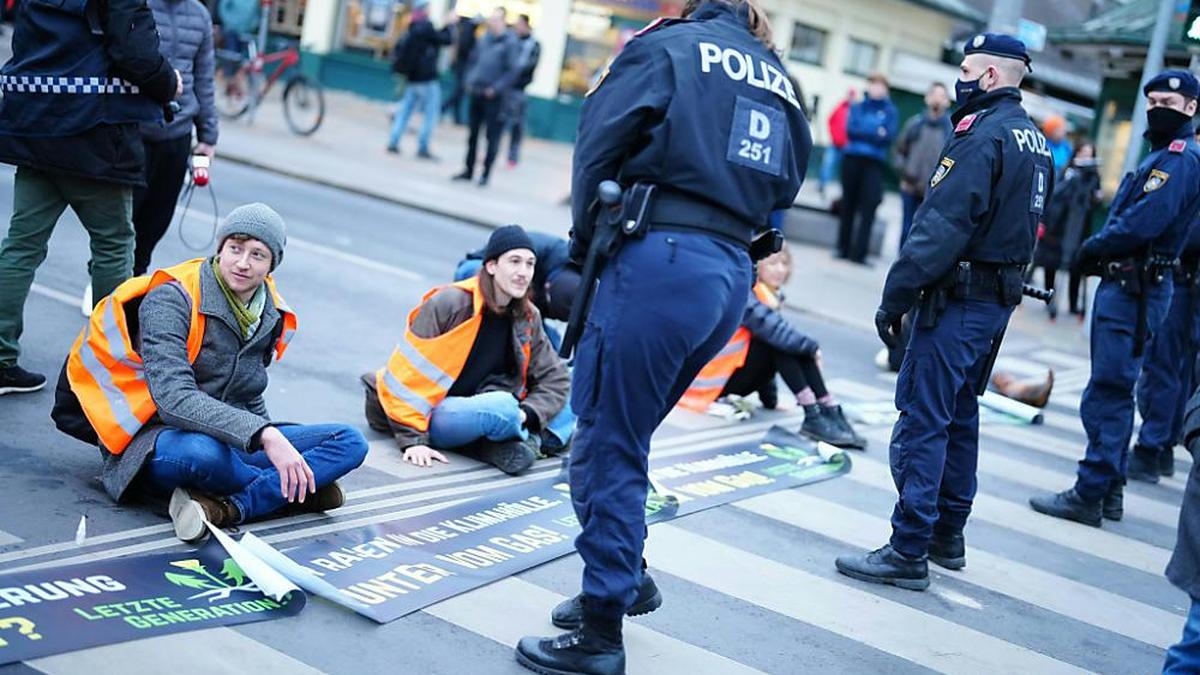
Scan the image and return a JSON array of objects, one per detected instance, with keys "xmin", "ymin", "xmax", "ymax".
[
  {"xmin": 687, "ymin": 1, "xmax": 749, "ymax": 27},
  {"xmin": 1147, "ymin": 120, "xmax": 1196, "ymax": 150},
  {"xmin": 951, "ymin": 87, "xmax": 1022, "ymax": 125}
]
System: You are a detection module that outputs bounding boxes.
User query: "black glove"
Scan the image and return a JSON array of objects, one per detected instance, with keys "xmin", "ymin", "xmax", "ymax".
[
  {"xmin": 875, "ymin": 309, "xmax": 903, "ymax": 350},
  {"xmin": 1075, "ymin": 239, "xmax": 1102, "ymax": 276}
]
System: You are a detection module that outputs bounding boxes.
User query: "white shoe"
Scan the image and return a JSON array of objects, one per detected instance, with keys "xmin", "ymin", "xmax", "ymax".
[
  {"xmin": 81, "ymin": 283, "xmax": 92, "ymax": 318},
  {"xmin": 168, "ymin": 487, "xmax": 209, "ymax": 543},
  {"xmin": 874, "ymin": 348, "xmax": 890, "ymax": 371}
]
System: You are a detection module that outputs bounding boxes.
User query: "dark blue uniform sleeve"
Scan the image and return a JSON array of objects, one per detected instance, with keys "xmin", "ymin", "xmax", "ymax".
[
  {"xmin": 1085, "ymin": 153, "xmax": 1198, "ymax": 257},
  {"xmin": 105, "ymin": 0, "xmax": 178, "ymax": 104},
  {"xmin": 570, "ymin": 39, "xmax": 673, "ymax": 246},
  {"xmin": 880, "ymin": 132, "xmax": 997, "ymax": 315},
  {"xmin": 742, "ymin": 296, "xmax": 819, "ymax": 355}
]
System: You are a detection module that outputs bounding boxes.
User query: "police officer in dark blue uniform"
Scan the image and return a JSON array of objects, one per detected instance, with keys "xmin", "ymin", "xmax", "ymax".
[
  {"xmin": 1130, "ymin": 207, "xmax": 1200, "ymax": 485},
  {"xmin": 514, "ymin": 0, "xmax": 810, "ymax": 671},
  {"xmin": 834, "ymin": 34, "xmax": 1052, "ymax": 591},
  {"xmin": 1032, "ymin": 71, "xmax": 1200, "ymax": 524}
]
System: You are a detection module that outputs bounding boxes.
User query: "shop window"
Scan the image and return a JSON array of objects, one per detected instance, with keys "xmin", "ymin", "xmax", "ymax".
[
  {"xmin": 268, "ymin": 0, "xmax": 305, "ymax": 37},
  {"xmin": 339, "ymin": 0, "xmax": 406, "ymax": 56},
  {"xmin": 788, "ymin": 22, "xmax": 825, "ymax": 65},
  {"xmin": 558, "ymin": 0, "xmax": 680, "ymax": 98},
  {"xmin": 844, "ymin": 38, "xmax": 879, "ymax": 76}
]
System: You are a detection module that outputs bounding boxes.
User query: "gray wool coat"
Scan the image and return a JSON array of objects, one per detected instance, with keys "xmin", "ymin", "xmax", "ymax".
[
  {"xmin": 101, "ymin": 261, "xmax": 283, "ymax": 501},
  {"xmin": 1168, "ymin": 388, "xmax": 1200, "ymax": 599}
]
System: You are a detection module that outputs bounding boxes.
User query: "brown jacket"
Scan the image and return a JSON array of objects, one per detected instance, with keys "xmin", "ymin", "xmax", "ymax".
[{"xmin": 377, "ymin": 286, "xmax": 570, "ymax": 448}]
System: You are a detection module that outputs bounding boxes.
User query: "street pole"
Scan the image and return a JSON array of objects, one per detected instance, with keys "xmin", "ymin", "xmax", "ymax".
[
  {"xmin": 988, "ymin": 0, "xmax": 1025, "ymax": 34},
  {"xmin": 1122, "ymin": 0, "xmax": 1176, "ymax": 175}
]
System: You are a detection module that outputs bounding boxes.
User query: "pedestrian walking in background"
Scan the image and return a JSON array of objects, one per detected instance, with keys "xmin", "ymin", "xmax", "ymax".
[
  {"xmin": 386, "ymin": 0, "xmax": 455, "ymax": 159},
  {"xmin": 1031, "ymin": 142, "xmax": 1101, "ymax": 320},
  {"xmin": 452, "ymin": 8, "xmax": 518, "ymax": 187},
  {"xmin": 0, "ymin": 0, "xmax": 179, "ymax": 395},
  {"xmin": 216, "ymin": 0, "xmax": 259, "ymax": 63},
  {"xmin": 819, "ymin": 88, "xmax": 854, "ymax": 197},
  {"xmin": 442, "ymin": 13, "xmax": 479, "ymax": 125},
  {"xmin": 894, "ymin": 82, "xmax": 951, "ymax": 247},
  {"xmin": 503, "ymin": 13, "xmax": 540, "ymax": 168},
  {"xmin": 132, "ymin": 0, "xmax": 219, "ymax": 277},
  {"xmin": 1043, "ymin": 115, "xmax": 1073, "ymax": 173},
  {"xmin": 836, "ymin": 73, "xmax": 897, "ymax": 264}
]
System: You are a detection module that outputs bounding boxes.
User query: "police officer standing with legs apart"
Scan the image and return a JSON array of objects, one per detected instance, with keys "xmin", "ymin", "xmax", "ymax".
[
  {"xmin": 513, "ymin": 0, "xmax": 810, "ymax": 671},
  {"xmin": 1031, "ymin": 71, "xmax": 1200, "ymax": 525},
  {"xmin": 835, "ymin": 34, "xmax": 1052, "ymax": 590}
]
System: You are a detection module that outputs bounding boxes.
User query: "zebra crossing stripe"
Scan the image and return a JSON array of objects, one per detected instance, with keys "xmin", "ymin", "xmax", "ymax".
[
  {"xmin": 646, "ymin": 525, "xmax": 1090, "ymax": 674},
  {"xmin": 737, "ymin": 491, "xmax": 1182, "ymax": 649}
]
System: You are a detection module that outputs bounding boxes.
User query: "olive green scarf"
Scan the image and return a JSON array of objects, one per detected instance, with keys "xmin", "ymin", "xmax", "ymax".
[{"xmin": 211, "ymin": 257, "xmax": 267, "ymax": 339}]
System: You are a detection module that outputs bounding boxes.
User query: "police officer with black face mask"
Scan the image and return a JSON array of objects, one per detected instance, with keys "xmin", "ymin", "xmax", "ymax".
[
  {"xmin": 835, "ymin": 34, "xmax": 1053, "ymax": 591},
  {"xmin": 512, "ymin": 0, "xmax": 810, "ymax": 672},
  {"xmin": 1031, "ymin": 70, "xmax": 1200, "ymax": 526}
]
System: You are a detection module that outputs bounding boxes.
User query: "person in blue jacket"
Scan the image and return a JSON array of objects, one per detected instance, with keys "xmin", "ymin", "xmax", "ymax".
[
  {"xmin": 513, "ymin": 0, "xmax": 810, "ymax": 671},
  {"xmin": 1031, "ymin": 70, "xmax": 1200, "ymax": 526},
  {"xmin": 836, "ymin": 72, "xmax": 898, "ymax": 264}
]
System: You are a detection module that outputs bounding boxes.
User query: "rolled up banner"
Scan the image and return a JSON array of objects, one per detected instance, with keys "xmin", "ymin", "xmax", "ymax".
[{"xmin": 979, "ymin": 390, "xmax": 1044, "ymax": 425}]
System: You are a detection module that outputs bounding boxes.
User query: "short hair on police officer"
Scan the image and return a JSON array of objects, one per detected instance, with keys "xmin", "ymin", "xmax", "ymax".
[
  {"xmin": 961, "ymin": 53, "xmax": 1026, "ymax": 89},
  {"xmin": 681, "ymin": 0, "xmax": 774, "ymax": 49}
]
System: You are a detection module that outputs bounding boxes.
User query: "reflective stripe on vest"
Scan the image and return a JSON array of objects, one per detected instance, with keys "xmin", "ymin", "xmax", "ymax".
[
  {"xmin": 0, "ymin": 75, "xmax": 141, "ymax": 94},
  {"xmin": 65, "ymin": 259, "xmax": 296, "ymax": 455},
  {"xmin": 376, "ymin": 277, "xmax": 532, "ymax": 432},
  {"xmin": 677, "ymin": 282, "xmax": 777, "ymax": 413}
]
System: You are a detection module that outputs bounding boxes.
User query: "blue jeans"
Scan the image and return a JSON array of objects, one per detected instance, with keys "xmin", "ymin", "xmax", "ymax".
[
  {"xmin": 900, "ymin": 191, "xmax": 923, "ymax": 249},
  {"xmin": 428, "ymin": 390, "xmax": 576, "ymax": 449},
  {"xmin": 1166, "ymin": 596, "xmax": 1200, "ymax": 673},
  {"xmin": 819, "ymin": 146, "xmax": 841, "ymax": 191},
  {"xmin": 140, "ymin": 424, "xmax": 368, "ymax": 522},
  {"xmin": 388, "ymin": 80, "xmax": 441, "ymax": 153}
]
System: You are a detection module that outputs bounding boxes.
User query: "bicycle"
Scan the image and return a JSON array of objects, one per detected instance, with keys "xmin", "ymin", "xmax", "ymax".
[{"xmin": 215, "ymin": 37, "xmax": 325, "ymax": 136}]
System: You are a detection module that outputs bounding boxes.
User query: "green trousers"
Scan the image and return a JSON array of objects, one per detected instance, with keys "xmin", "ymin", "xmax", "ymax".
[{"xmin": 0, "ymin": 167, "xmax": 133, "ymax": 368}]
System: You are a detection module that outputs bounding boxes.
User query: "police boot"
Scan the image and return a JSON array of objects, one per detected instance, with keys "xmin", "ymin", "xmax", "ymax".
[
  {"xmin": 823, "ymin": 404, "xmax": 867, "ymax": 450},
  {"xmin": 834, "ymin": 544, "xmax": 929, "ymax": 591},
  {"xmin": 1160, "ymin": 447, "xmax": 1176, "ymax": 478},
  {"xmin": 928, "ymin": 525, "xmax": 965, "ymax": 570},
  {"xmin": 551, "ymin": 572, "xmax": 663, "ymax": 630},
  {"xmin": 1102, "ymin": 481, "xmax": 1123, "ymax": 522},
  {"xmin": 476, "ymin": 437, "xmax": 539, "ymax": 476},
  {"xmin": 515, "ymin": 609, "xmax": 625, "ymax": 675},
  {"xmin": 800, "ymin": 405, "xmax": 855, "ymax": 448},
  {"xmin": 1029, "ymin": 488, "xmax": 1102, "ymax": 527},
  {"xmin": 1126, "ymin": 445, "xmax": 1161, "ymax": 484}
]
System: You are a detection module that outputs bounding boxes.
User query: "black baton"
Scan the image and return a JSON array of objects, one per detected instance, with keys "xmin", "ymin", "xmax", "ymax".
[
  {"xmin": 559, "ymin": 181, "xmax": 623, "ymax": 359},
  {"xmin": 975, "ymin": 284, "xmax": 1054, "ymax": 396}
]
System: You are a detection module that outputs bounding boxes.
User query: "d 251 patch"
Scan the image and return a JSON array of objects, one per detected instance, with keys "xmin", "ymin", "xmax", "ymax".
[
  {"xmin": 1144, "ymin": 169, "xmax": 1170, "ymax": 193},
  {"xmin": 930, "ymin": 157, "xmax": 955, "ymax": 188}
]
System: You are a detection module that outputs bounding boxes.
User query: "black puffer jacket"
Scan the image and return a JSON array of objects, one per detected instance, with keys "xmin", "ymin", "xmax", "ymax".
[
  {"xmin": 142, "ymin": 0, "xmax": 217, "ymax": 144},
  {"xmin": 741, "ymin": 286, "xmax": 819, "ymax": 356}
]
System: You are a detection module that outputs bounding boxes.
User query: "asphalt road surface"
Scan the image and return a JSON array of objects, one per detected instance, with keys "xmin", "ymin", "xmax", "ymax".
[{"xmin": 0, "ymin": 162, "xmax": 1188, "ymax": 674}]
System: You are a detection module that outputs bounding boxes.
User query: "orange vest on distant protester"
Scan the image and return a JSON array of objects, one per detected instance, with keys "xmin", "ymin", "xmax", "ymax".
[
  {"xmin": 376, "ymin": 277, "xmax": 532, "ymax": 432},
  {"xmin": 677, "ymin": 282, "xmax": 776, "ymax": 412},
  {"xmin": 65, "ymin": 258, "xmax": 297, "ymax": 455}
]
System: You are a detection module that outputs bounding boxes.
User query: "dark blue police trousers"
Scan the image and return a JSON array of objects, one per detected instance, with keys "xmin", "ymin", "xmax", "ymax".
[
  {"xmin": 889, "ymin": 299, "xmax": 1013, "ymax": 558},
  {"xmin": 1077, "ymin": 279, "xmax": 1172, "ymax": 500},
  {"xmin": 1136, "ymin": 281, "xmax": 1198, "ymax": 452},
  {"xmin": 569, "ymin": 231, "xmax": 750, "ymax": 619}
]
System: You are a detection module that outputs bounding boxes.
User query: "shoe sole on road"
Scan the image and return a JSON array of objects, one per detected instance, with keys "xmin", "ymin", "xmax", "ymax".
[
  {"xmin": 551, "ymin": 588, "xmax": 663, "ymax": 630},
  {"xmin": 929, "ymin": 554, "xmax": 966, "ymax": 571},
  {"xmin": 514, "ymin": 649, "xmax": 589, "ymax": 675},
  {"xmin": 0, "ymin": 382, "xmax": 46, "ymax": 395},
  {"xmin": 1028, "ymin": 499, "xmax": 1102, "ymax": 528},
  {"xmin": 168, "ymin": 488, "xmax": 209, "ymax": 543},
  {"xmin": 798, "ymin": 429, "xmax": 860, "ymax": 450},
  {"xmin": 1103, "ymin": 511, "xmax": 1123, "ymax": 522},
  {"xmin": 835, "ymin": 564, "xmax": 930, "ymax": 591},
  {"xmin": 1126, "ymin": 471, "xmax": 1160, "ymax": 485}
]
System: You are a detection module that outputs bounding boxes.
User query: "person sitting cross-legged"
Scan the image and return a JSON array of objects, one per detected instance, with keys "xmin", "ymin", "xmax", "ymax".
[
  {"xmin": 53, "ymin": 203, "xmax": 368, "ymax": 542},
  {"xmin": 363, "ymin": 225, "xmax": 573, "ymax": 474}
]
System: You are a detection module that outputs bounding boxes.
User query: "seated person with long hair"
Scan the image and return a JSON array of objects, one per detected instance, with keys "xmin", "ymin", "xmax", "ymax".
[
  {"xmin": 680, "ymin": 245, "xmax": 866, "ymax": 449},
  {"xmin": 362, "ymin": 226, "xmax": 574, "ymax": 475}
]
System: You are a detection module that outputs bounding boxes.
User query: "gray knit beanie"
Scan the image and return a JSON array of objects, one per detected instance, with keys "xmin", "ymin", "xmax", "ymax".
[{"xmin": 216, "ymin": 203, "xmax": 287, "ymax": 270}]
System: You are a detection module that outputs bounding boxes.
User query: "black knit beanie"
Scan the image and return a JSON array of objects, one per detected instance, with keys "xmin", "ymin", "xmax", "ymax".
[{"xmin": 483, "ymin": 225, "xmax": 535, "ymax": 262}]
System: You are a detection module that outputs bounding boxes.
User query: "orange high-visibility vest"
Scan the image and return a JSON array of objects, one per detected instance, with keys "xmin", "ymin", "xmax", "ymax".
[
  {"xmin": 677, "ymin": 282, "xmax": 776, "ymax": 412},
  {"xmin": 376, "ymin": 277, "xmax": 532, "ymax": 432},
  {"xmin": 65, "ymin": 258, "xmax": 297, "ymax": 455}
]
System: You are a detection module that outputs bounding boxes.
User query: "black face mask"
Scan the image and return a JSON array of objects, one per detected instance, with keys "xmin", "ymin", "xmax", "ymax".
[
  {"xmin": 954, "ymin": 76, "xmax": 984, "ymax": 108},
  {"xmin": 1146, "ymin": 107, "xmax": 1191, "ymax": 141}
]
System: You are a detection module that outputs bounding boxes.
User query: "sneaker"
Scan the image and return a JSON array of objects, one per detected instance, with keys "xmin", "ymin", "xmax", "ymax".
[
  {"xmin": 1102, "ymin": 481, "xmax": 1123, "ymax": 521},
  {"xmin": 478, "ymin": 174, "xmax": 490, "ymax": 187},
  {"xmin": 1127, "ymin": 445, "xmax": 1161, "ymax": 484},
  {"xmin": 1160, "ymin": 448, "xmax": 1176, "ymax": 477},
  {"xmin": 1029, "ymin": 488, "xmax": 1102, "ymax": 527},
  {"xmin": 81, "ymin": 283, "xmax": 93, "ymax": 317},
  {"xmin": 385, "ymin": 145, "xmax": 399, "ymax": 155},
  {"xmin": 822, "ymin": 404, "xmax": 867, "ymax": 450},
  {"xmin": 0, "ymin": 365, "xmax": 47, "ymax": 395},
  {"xmin": 476, "ymin": 437, "xmax": 537, "ymax": 475},
  {"xmin": 551, "ymin": 572, "xmax": 662, "ymax": 630},
  {"xmin": 541, "ymin": 431, "xmax": 571, "ymax": 458},
  {"xmin": 928, "ymin": 526, "xmax": 965, "ymax": 570},
  {"xmin": 800, "ymin": 404, "xmax": 856, "ymax": 447},
  {"xmin": 168, "ymin": 487, "xmax": 239, "ymax": 543},
  {"xmin": 416, "ymin": 148, "xmax": 437, "ymax": 161},
  {"xmin": 451, "ymin": 170, "xmax": 473, "ymax": 181},
  {"xmin": 835, "ymin": 544, "xmax": 929, "ymax": 591}
]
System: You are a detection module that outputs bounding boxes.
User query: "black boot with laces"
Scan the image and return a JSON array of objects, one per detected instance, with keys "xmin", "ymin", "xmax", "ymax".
[{"xmin": 516, "ymin": 606, "xmax": 625, "ymax": 675}]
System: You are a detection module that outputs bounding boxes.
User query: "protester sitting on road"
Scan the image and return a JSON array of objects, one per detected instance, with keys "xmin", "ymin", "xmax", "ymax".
[
  {"xmin": 52, "ymin": 204, "xmax": 368, "ymax": 543},
  {"xmin": 678, "ymin": 245, "xmax": 866, "ymax": 449},
  {"xmin": 363, "ymin": 225, "xmax": 574, "ymax": 475},
  {"xmin": 453, "ymin": 230, "xmax": 581, "ymax": 347}
]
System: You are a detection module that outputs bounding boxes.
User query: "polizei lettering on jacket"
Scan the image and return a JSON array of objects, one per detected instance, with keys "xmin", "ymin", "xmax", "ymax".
[
  {"xmin": 698, "ymin": 42, "xmax": 800, "ymax": 110},
  {"xmin": 1011, "ymin": 128, "xmax": 1053, "ymax": 158}
]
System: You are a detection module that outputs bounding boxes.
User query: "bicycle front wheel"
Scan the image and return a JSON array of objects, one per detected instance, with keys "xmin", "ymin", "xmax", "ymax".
[{"xmin": 283, "ymin": 75, "xmax": 325, "ymax": 136}]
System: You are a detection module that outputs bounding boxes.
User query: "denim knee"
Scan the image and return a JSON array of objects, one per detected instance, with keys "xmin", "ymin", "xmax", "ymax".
[{"xmin": 153, "ymin": 430, "xmax": 238, "ymax": 487}]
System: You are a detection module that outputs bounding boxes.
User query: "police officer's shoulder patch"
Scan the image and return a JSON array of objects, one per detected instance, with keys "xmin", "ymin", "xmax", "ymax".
[
  {"xmin": 1144, "ymin": 169, "xmax": 1169, "ymax": 193},
  {"xmin": 1170, "ymin": 139, "xmax": 1187, "ymax": 153},
  {"xmin": 954, "ymin": 114, "xmax": 978, "ymax": 135},
  {"xmin": 930, "ymin": 156, "xmax": 955, "ymax": 188}
]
